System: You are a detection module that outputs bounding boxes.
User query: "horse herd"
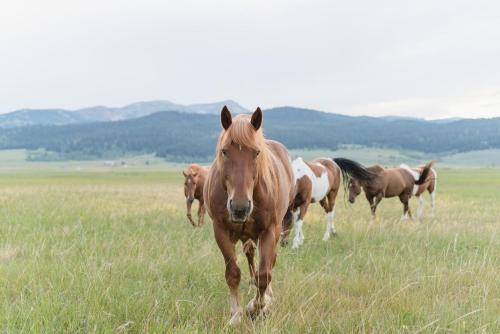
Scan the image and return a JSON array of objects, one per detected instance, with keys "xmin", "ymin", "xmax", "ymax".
[{"xmin": 181, "ymin": 106, "xmax": 437, "ymax": 325}]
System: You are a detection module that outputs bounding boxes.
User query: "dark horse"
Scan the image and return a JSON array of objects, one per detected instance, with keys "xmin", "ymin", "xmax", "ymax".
[
  {"xmin": 203, "ymin": 106, "xmax": 294, "ymax": 325},
  {"xmin": 343, "ymin": 159, "xmax": 434, "ymax": 220}
]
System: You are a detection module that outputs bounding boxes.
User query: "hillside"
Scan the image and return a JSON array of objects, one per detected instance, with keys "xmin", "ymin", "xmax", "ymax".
[{"xmin": 1, "ymin": 107, "xmax": 499, "ymax": 161}]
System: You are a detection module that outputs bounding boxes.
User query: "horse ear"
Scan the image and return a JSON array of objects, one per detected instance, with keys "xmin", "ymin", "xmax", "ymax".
[
  {"xmin": 251, "ymin": 107, "xmax": 262, "ymax": 131},
  {"xmin": 182, "ymin": 171, "xmax": 187, "ymax": 177},
  {"xmin": 192, "ymin": 172, "xmax": 198, "ymax": 177},
  {"xmin": 221, "ymin": 105, "xmax": 232, "ymax": 130}
]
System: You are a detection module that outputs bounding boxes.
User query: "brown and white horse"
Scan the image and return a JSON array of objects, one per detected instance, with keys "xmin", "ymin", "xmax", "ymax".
[
  {"xmin": 280, "ymin": 157, "xmax": 341, "ymax": 249},
  {"xmin": 182, "ymin": 164, "xmax": 209, "ymax": 226},
  {"xmin": 203, "ymin": 106, "xmax": 294, "ymax": 325},
  {"xmin": 344, "ymin": 159, "xmax": 434, "ymax": 220},
  {"xmin": 403, "ymin": 164, "xmax": 437, "ymax": 218}
]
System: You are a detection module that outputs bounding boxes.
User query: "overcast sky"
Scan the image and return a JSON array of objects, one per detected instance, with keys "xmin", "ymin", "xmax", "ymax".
[{"xmin": 1, "ymin": 0, "xmax": 499, "ymax": 119}]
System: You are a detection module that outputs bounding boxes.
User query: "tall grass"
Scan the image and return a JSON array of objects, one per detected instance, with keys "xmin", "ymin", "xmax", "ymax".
[{"xmin": 0, "ymin": 169, "xmax": 498, "ymax": 332}]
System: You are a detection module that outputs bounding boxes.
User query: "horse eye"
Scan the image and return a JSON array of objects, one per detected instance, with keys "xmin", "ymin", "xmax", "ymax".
[
  {"xmin": 221, "ymin": 149, "xmax": 228, "ymax": 157},
  {"xmin": 254, "ymin": 150, "xmax": 261, "ymax": 157}
]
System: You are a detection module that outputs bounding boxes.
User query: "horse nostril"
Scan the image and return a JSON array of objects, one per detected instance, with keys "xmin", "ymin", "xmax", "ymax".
[
  {"xmin": 229, "ymin": 199, "xmax": 234, "ymax": 210},
  {"xmin": 246, "ymin": 200, "xmax": 251, "ymax": 210}
]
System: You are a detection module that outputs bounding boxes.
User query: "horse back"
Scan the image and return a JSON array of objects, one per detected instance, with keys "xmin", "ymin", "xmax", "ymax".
[{"xmin": 381, "ymin": 167, "xmax": 415, "ymax": 197}]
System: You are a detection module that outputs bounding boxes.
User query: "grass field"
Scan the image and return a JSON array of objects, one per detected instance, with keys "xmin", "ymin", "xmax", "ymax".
[{"xmin": 0, "ymin": 168, "xmax": 499, "ymax": 333}]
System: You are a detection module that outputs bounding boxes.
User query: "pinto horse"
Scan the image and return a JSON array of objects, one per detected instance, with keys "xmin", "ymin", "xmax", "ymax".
[
  {"xmin": 280, "ymin": 157, "xmax": 342, "ymax": 249},
  {"xmin": 204, "ymin": 106, "xmax": 294, "ymax": 325},
  {"xmin": 402, "ymin": 164, "xmax": 438, "ymax": 218},
  {"xmin": 182, "ymin": 164, "xmax": 209, "ymax": 226},
  {"xmin": 344, "ymin": 159, "xmax": 434, "ymax": 220}
]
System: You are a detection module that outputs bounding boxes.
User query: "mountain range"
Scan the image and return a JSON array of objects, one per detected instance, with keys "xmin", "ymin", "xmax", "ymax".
[
  {"xmin": 0, "ymin": 100, "xmax": 247, "ymax": 128},
  {"xmin": 1, "ymin": 105, "xmax": 499, "ymax": 162}
]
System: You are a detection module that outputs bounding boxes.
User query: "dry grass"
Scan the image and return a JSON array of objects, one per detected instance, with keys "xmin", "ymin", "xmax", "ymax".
[{"xmin": 0, "ymin": 169, "xmax": 498, "ymax": 333}]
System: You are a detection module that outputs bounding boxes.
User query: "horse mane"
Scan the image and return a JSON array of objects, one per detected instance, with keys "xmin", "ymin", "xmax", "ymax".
[
  {"xmin": 186, "ymin": 163, "xmax": 202, "ymax": 175},
  {"xmin": 215, "ymin": 114, "xmax": 277, "ymax": 196}
]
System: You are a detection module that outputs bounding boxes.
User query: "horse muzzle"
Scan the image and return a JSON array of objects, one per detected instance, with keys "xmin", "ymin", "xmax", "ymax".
[{"xmin": 228, "ymin": 199, "xmax": 252, "ymax": 223}]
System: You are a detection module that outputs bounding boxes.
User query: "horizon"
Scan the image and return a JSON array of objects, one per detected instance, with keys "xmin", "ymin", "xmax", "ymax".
[
  {"xmin": 2, "ymin": 99, "xmax": 498, "ymax": 121},
  {"xmin": 1, "ymin": 1, "xmax": 499, "ymax": 120}
]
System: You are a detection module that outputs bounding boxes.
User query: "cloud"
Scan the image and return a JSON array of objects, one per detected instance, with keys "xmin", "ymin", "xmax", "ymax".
[{"xmin": 0, "ymin": 0, "xmax": 499, "ymax": 118}]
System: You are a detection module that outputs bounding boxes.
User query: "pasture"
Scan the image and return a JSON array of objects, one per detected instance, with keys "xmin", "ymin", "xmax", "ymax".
[{"xmin": 0, "ymin": 168, "xmax": 499, "ymax": 332}]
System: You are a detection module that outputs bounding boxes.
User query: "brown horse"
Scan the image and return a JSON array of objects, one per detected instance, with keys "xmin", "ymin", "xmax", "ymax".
[
  {"xmin": 344, "ymin": 159, "xmax": 434, "ymax": 220},
  {"xmin": 203, "ymin": 106, "xmax": 294, "ymax": 325},
  {"xmin": 280, "ymin": 157, "xmax": 342, "ymax": 249},
  {"xmin": 182, "ymin": 164, "xmax": 209, "ymax": 226}
]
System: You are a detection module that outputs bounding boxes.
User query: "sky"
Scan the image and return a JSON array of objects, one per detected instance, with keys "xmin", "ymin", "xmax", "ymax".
[{"xmin": 1, "ymin": 0, "xmax": 499, "ymax": 119}]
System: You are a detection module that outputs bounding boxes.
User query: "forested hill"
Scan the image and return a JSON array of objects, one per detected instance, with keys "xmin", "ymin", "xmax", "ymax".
[{"xmin": 1, "ymin": 107, "xmax": 499, "ymax": 161}]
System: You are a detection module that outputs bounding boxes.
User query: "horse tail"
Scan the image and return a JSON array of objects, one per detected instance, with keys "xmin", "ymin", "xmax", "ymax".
[
  {"xmin": 415, "ymin": 161, "xmax": 435, "ymax": 185},
  {"xmin": 333, "ymin": 158, "xmax": 378, "ymax": 192},
  {"xmin": 333, "ymin": 158, "xmax": 377, "ymax": 181}
]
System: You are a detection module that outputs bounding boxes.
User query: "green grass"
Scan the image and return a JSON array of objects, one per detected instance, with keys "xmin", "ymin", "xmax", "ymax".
[{"xmin": 0, "ymin": 168, "xmax": 499, "ymax": 333}]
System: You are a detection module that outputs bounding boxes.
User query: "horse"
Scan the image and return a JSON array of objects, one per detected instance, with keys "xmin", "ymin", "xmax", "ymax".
[
  {"xmin": 280, "ymin": 157, "xmax": 341, "ymax": 249},
  {"xmin": 344, "ymin": 159, "xmax": 434, "ymax": 220},
  {"xmin": 403, "ymin": 164, "xmax": 438, "ymax": 218},
  {"xmin": 182, "ymin": 164, "xmax": 209, "ymax": 227},
  {"xmin": 203, "ymin": 106, "xmax": 294, "ymax": 325}
]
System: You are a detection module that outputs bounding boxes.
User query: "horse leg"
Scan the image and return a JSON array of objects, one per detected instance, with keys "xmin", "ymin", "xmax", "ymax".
[
  {"xmin": 430, "ymin": 191, "xmax": 436, "ymax": 218},
  {"xmin": 293, "ymin": 201, "xmax": 310, "ymax": 249},
  {"xmin": 186, "ymin": 199, "xmax": 196, "ymax": 226},
  {"xmin": 416, "ymin": 195, "xmax": 424, "ymax": 220},
  {"xmin": 214, "ymin": 224, "xmax": 242, "ymax": 325},
  {"xmin": 243, "ymin": 239, "xmax": 257, "ymax": 286},
  {"xmin": 247, "ymin": 228, "xmax": 276, "ymax": 319},
  {"xmin": 368, "ymin": 192, "xmax": 382, "ymax": 220},
  {"xmin": 400, "ymin": 193, "xmax": 412, "ymax": 221},
  {"xmin": 366, "ymin": 193, "xmax": 375, "ymax": 219},
  {"xmin": 197, "ymin": 200, "xmax": 205, "ymax": 226},
  {"xmin": 280, "ymin": 206, "xmax": 294, "ymax": 247},
  {"xmin": 322, "ymin": 190, "xmax": 338, "ymax": 240}
]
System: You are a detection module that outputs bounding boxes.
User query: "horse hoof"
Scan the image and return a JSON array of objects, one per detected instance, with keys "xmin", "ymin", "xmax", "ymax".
[
  {"xmin": 228, "ymin": 311, "xmax": 242, "ymax": 326},
  {"xmin": 322, "ymin": 233, "xmax": 330, "ymax": 241},
  {"xmin": 246, "ymin": 299, "xmax": 269, "ymax": 320}
]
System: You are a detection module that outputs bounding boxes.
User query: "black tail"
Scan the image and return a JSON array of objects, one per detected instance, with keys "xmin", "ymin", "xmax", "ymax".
[
  {"xmin": 333, "ymin": 158, "xmax": 378, "ymax": 192},
  {"xmin": 333, "ymin": 158, "xmax": 377, "ymax": 181},
  {"xmin": 415, "ymin": 161, "xmax": 434, "ymax": 185}
]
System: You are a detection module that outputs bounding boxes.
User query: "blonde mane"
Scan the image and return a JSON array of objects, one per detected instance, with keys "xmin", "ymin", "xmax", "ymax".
[
  {"xmin": 215, "ymin": 114, "xmax": 277, "ymax": 197},
  {"xmin": 186, "ymin": 163, "xmax": 203, "ymax": 175}
]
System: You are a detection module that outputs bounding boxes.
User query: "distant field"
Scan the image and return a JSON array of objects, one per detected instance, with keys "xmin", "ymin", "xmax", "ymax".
[
  {"xmin": 0, "ymin": 167, "xmax": 498, "ymax": 332},
  {"xmin": 290, "ymin": 147, "xmax": 500, "ymax": 168},
  {"xmin": 3, "ymin": 147, "xmax": 500, "ymax": 171}
]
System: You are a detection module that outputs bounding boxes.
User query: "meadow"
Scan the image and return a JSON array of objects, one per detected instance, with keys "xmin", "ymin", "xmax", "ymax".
[{"xmin": 0, "ymin": 166, "xmax": 499, "ymax": 333}]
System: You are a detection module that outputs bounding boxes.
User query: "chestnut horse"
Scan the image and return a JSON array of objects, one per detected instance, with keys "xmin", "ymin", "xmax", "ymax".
[
  {"xmin": 182, "ymin": 164, "xmax": 209, "ymax": 226},
  {"xmin": 280, "ymin": 157, "xmax": 342, "ymax": 249},
  {"xmin": 203, "ymin": 106, "xmax": 294, "ymax": 325},
  {"xmin": 402, "ymin": 164, "xmax": 438, "ymax": 218},
  {"xmin": 345, "ymin": 159, "xmax": 434, "ymax": 220}
]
